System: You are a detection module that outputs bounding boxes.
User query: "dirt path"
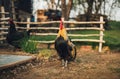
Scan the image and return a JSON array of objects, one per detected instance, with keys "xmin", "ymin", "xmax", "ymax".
[
  {"xmin": 15, "ymin": 53, "xmax": 120, "ymax": 79},
  {"xmin": 0, "ymin": 47, "xmax": 120, "ymax": 79}
]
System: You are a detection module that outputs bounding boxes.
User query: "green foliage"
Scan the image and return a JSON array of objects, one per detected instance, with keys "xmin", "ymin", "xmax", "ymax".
[
  {"xmin": 104, "ymin": 23, "xmax": 120, "ymax": 50},
  {"xmin": 30, "ymin": 35, "xmax": 56, "ymax": 41},
  {"xmin": 20, "ymin": 36, "xmax": 38, "ymax": 54},
  {"xmin": 104, "ymin": 30, "xmax": 120, "ymax": 50},
  {"xmin": 109, "ymin": 21, "xmax": 120, "ymax": 30}
]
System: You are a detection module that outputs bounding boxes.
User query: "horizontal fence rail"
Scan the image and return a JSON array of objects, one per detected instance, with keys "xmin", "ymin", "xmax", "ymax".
[
  {"xmin": 16, "ymin": 27, "xmax": 104, "ymax": 31},
  {"xmin": 31, "ymin": 33, "xmax": 104, "ymax": 37},
  {"xmin": 0, "ymin": 17, "xmax": 10, "ymax": 21},
  {"xmin": 15, "ymin": 21, "xmax": 105, "ymax": 24},
  {"xmin": 0, "ymin": 12, "xmax": 9, "ymax": 14}
]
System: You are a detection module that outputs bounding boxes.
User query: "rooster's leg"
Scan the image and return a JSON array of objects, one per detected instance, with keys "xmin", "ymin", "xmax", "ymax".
[
  {"xmin": 64, "ymin": 60, "xmax": 68, "ymax": 67},
  {"xmin": 61, "ymin": 59, "xmax": 65, "ymax": 66}
]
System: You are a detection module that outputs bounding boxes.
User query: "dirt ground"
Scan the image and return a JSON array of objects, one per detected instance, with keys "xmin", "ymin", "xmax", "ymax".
[{"xmin": 0, "ymin": 45, "xmax": 120, "ymax": 79}]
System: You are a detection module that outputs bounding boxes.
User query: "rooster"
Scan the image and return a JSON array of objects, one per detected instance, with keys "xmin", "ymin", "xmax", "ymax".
[
  {"xmin": 55, "ymin": 18, "xmax": 76, "ymax": 67},
  {"xmin": 6, "ymin": 19, "xmax": 31, "ymax": 50}
]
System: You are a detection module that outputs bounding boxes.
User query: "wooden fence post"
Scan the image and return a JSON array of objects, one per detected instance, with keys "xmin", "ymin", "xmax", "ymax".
[
  {"xmin": 99, "ymin": 16, "xmax": 104, "ymax": 52},
  {"xmin": 11, "ymin": 0, "xmax": 16, "ymax": 20},
  {"xmin": 0, "ymin": 6, "xmax": 5, "ymax": 43},
  {"xmin": 27, "ymin": 18, "xmax": 30, "ymax": 31}
]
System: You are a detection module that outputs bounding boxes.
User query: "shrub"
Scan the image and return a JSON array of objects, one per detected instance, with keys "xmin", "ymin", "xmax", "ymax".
[{"xmin": 20, "ymin": 36, "xmax": 38, "ymax": 54}]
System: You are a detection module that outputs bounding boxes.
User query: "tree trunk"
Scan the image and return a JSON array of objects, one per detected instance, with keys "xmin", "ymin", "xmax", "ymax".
[
  {"xmin": 66, "ymin": 0, "xmax": 73, "ymax": 20},
  {"xmin": 86, "ymin": 0, "xmax": 94, "ymax": 21},
  {"xmin": 95, "ymin": 0, "xmax": 103, "ymax": 14},
  {"xmin": 61, "ymin": 0, "xmax": 73, "ymax": 21},
  {"xmin": 61, "ymin": 0, "xmax": 67, "ymax": 19}
]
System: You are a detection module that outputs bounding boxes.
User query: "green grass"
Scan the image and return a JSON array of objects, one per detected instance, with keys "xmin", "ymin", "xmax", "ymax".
[
  {"xmin": 30, "ymin": 35, "xmax": 56, "ymax": 41},
  {"xmin": 109, "ymin": 21, "xmax": 120, "ymax": 30},
  {"xmin": 104, "ymin": 21, "xmax": 120, "ymax": 50}
]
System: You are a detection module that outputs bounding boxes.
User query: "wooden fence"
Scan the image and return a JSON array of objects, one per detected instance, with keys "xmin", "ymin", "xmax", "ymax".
[
  {"xmin": 0, "ymin": 7, "xmax": 105, "ymax": 52},
  {"xmin": 0, "ymin": 6, "xmax": 9, "ymax": 43},
  {"xmin": 15, "ymin": 17, "xmax": 105, "ymax": 52}
]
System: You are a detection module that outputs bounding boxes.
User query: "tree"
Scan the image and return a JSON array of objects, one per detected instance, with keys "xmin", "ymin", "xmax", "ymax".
[
  {"xmin": 61, "ymin": 0, "xmax": 73, "ymax": 20},
  {"xmin": 44, "ymin": 0, "xmax": 73, "ymax": 20},
  {"xmin": 73, "ymin": 0, "xmax": 105, "ymax": 21},
  {"xmin": 44, "ymin": 0, "xmax": 120, "ymax": 21},
  {"xmin": 85, "ymin": 0, "xmax": 94, "ymax": 21}
]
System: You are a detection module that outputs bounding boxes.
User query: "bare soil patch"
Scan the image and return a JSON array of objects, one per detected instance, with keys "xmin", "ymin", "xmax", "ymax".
[{"xmin": 0, "ymin": 46, "xmax": 120, "ymax": 79}]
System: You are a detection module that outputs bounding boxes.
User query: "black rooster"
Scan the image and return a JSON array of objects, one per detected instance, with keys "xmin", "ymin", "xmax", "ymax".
[
  {"xmin": 6, "ymin": 19, "xmax": 31, "ymax": 50},
  {"xmin": 55, "ymin": 19, "xmax": 76, "ymax": 68}
]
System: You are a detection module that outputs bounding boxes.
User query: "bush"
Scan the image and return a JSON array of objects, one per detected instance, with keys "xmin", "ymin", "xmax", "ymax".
[{"xmin": 20, "ymin": 37, "xmax": 38, "ymax": 54}]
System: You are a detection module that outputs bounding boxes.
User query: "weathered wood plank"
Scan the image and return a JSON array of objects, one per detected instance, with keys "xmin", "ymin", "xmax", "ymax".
[
  {"xmin": 29, "ymin": 39, "xmax": 105, "ymax": 44},
  {"xmin": 0, "ymin": 32, "xmax": 8, "ymax": 35},
  {"xmin": 31, "ymin": 33, "xmax": 104, "ymax": 37},
  {"xmin": 99, "ymin": 16, "xmax": 104, "ymax": 52},
  {"xmin": 0, "ymin": 37, "xmax": 6, "ymax": 41},
  {"xmin": 18, "ymin": 27, "xmax": 104, "ymax": 31},
  {"xmin": 15, "ymin": 21, "xmax": 105, "ymax": 24},
  {"xmin": 0, "ymin": 17, "xmax": 9, "ymax": 21},
  {"xmin": 0, "ymin": 12, "xmax": 9, "ymax": 14},
  {"xmin": 0, "ymin": 55, "xmax": 36, "ymax": 70}
]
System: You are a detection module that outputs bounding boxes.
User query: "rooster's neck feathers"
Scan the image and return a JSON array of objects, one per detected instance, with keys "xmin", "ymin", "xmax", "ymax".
[
  {"xmin": 8, "ymin": 19, "xmax": 17, "ymax": 33},
  {"xmin": 57, "ymin": 19, "xmax": 68, "ymax": 40},
  {"xmin": 60, "ymin": 19, "xmax": 64, "ymax": 30}
]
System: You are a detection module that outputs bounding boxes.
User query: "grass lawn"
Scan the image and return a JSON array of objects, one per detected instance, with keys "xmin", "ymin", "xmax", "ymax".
[{"xmin": 104, "ymin": 21, "xmax": 120, "ymax": 50}]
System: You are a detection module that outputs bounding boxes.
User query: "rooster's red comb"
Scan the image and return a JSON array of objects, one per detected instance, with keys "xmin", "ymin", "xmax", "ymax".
[{"xmin": 60, "ymin": 19, "xmax": 63, "ymax": 30}]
